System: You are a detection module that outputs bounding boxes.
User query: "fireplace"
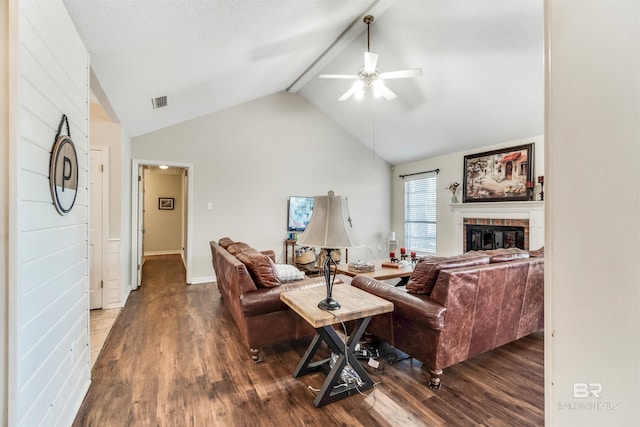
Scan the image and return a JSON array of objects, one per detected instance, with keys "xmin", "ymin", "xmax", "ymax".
[
  {"xmin": 464, "ymin": 218, "xmax": 529, "ymax": 251},
  {"xmin": 465, "ymin": 223, "xmax": 526, "ymax": 251},
  {"xmin": 451, "ymin": 201, "xmax": 544, "ymax": 254}
]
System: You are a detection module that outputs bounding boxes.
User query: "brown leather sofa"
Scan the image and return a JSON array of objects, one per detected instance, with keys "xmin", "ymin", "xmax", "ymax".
[
  {"xmin": 351, "ymin": 250, "xmax": 544, "ymax": 388},
  {"xmin": 210, "ymin": 238, "xmax": 350, "ymax": 362}
]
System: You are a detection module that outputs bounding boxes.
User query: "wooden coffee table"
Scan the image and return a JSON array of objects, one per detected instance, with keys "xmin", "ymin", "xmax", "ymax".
[
  {"xmin": 280, "ymin": 283, "xmax": 393, "ymax": 407},
  {"xmin": 334, "ymin": 260, "xmax": 415, "ymax": 285}
]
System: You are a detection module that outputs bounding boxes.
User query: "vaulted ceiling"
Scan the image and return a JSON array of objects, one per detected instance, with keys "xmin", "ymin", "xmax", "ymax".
[{"xmin": 64, "ymin": 0, "xmax": 544, "ymax": 165}]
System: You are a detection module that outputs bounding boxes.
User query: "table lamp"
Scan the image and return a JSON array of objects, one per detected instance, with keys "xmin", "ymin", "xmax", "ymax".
[{"xmin": 297, "ymin": 191, "xmax": 359, "ymax": 310}]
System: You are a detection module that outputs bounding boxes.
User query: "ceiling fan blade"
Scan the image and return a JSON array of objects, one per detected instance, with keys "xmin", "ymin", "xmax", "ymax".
[
  {"xmin": 337, "ymin": 86, "xmax": 358, "ymax": 101},
  {"xmin": 364, "ymin": 52, "xmax": 378, "ymax": 73},
  {"xmin": 319, "ymin": 74, "xmax": 358, "ymax": 79},
  {"xmin": 378, "ymin": 84, "xmax": 397, "ymax": 101},
  {"xmin": 379, "ymin": 68, "xmax": 423, "ymax": 80}
]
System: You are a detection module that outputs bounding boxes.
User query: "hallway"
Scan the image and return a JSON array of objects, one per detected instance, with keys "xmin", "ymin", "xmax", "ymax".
[{"xmin": 74, "ymin": 254, "xmax": 221, "ymax": 426}]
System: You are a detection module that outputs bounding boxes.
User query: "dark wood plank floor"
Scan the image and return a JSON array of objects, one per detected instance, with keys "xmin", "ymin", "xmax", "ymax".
[{"xmin": 73, "ymin": 254, "xmax": 544, "ymax": 426}]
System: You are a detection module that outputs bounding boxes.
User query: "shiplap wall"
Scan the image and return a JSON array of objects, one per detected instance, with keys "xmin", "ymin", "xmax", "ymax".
[{"xmin": 14, "ymin": 1, "xmax": 90, "ymax": 426}]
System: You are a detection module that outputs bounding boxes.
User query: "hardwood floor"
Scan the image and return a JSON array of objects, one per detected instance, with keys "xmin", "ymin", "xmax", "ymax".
[{"xmin": 73, "ymin": 254, "xmax": 544, "ymax": 426}]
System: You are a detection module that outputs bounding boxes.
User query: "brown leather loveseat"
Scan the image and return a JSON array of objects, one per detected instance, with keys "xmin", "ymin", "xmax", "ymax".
[
  {"xmin": 210, "ymin": 238, "xmax": 350, "ymax": 362},
  {"xmin": 352, "ymin": 249, "xmax": 543, "ymax": 388}
]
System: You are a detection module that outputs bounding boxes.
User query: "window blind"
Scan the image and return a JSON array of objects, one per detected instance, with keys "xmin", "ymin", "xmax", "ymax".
[{"xmin": 404, "ymin": 173, "xmax": 437, "ymax": 254}]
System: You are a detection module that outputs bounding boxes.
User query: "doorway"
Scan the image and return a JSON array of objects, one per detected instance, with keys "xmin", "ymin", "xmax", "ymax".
[
  {"xmin": 131, "ymin": 160, "xmax": 194, "ymax": 289},
  {"xmin": 143, "ymin": 166, "xmax": 187, "ymax": 258}
]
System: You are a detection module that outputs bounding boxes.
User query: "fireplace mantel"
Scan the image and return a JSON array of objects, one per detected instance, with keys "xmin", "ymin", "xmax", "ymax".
[{"xmin": 451, "ymin": 201, "xmax": 544, "ymax": 253}]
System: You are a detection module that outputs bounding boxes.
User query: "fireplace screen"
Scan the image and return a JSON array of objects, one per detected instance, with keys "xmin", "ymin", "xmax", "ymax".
[{"xmin": 466, "ymin": 225, "xmax": 525, "ymax": 251}]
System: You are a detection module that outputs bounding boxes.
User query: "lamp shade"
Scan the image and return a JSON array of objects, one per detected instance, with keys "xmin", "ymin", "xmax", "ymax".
[{"xmin": 296, "ymin": 191, "xmax": 360, "ymax": 249}]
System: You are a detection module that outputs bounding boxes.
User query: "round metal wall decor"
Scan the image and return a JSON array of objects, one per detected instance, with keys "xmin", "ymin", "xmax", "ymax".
[{"xmin": 49, "ymin": 115, "xmax": 79, "ymax": 215}]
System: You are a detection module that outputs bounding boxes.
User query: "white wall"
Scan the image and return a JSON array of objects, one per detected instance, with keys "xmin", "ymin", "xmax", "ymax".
[
  {"xmin": 10, "ymin": 1, "xmax": 90, "ymax": 425},
  {"xmin": 87, "ymin": 95, "xmax": 131, "ymax": 306},
  {"xmin": 545, "ymin": 1, "xmax": 639, "ymax": 425},
  {"xmin": 143, "ymin": 169, "xmax": 183, "ymax": 254},
  {"xmin": 1, "ymin": 0, "xmax": 10, "ymax": 424},
  {"xmin": 132, "ymin": 91, "xmax": 392, "ymax": 282},
  {"xmin": 392, "ymin": 135, "xmax": 544, "ymax": 256},
  {"xmin": 89, "ymin": 78, "xmax": 130, "ymax": 305},
  {"xmin": 90, "ymin": 102, "xmax": 124, "ymax": 308},
  {"xmin": 90, "ymin": 101, "xmax": 121, "ymax": 239}
]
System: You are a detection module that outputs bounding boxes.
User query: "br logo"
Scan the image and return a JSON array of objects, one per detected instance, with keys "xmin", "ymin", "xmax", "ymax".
[
  {"xmin": 573, "ymin": 383, "xmax": 603, "ymax": 398},
  {"xmin": 49, "ymin": 115, "xmax": 78, "ymax": 215}
]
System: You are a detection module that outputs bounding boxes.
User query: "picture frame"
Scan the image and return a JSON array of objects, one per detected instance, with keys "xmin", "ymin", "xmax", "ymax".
[
  {"xmin": 158, "ymin": 197, "xmax": 174, "ymax": 210},
  {"xmin": 463, "ymin": 143, "xmax": 534, "ymax": 202}
]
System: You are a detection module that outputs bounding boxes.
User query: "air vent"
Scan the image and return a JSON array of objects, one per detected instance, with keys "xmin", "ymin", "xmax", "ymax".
[{"xmin": 151, "ymin": 96, "xmax": 168, "ymax": 109}]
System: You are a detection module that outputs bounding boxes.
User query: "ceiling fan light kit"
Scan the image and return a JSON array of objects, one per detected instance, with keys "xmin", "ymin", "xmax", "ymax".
[{"xmin": 319, "ymin": 15, "xmax": 422, "ymax": 102}]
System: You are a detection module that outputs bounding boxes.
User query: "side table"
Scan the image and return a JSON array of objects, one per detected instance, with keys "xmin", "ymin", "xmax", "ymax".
[
  {"xmin": 333, "ymin": 260, "xmax": 414, "ymax": 286},
  {"xmin": 280, "ymin": 283, "xmax": 393, "ymax": 407},
  {"xmin": 284, "ymin": 239, "xmax": 297, "ymax": 265}
]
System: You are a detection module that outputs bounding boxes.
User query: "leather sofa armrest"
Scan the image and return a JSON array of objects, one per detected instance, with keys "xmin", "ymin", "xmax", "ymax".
[
  {"xmin": 260, "ymin": 250, "xmax": 276, "ymax": 262},
  {"xmin": 352, "ymin": 275, "xmax": 446, "ymax": 331}
]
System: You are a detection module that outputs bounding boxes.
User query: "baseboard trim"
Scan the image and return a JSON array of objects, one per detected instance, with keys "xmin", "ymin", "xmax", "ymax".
[
  {"xmin": 190, "ymin": 275, "xmax": 215, "ymax": 285},
  {"xmin": 121, "ymin": 288, "xmax": 131, "ymax": 305},
  {"xmin": 103, "ymin": 302, "xmax": 123, "ymax": 310},
  {"xmin": 144, "ymin": 250, "xmax": 182, "ymax": 256}
]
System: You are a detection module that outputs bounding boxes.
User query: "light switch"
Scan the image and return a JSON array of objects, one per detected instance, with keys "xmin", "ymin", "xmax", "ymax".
[{"xmin": 207, "ymin": 202, "xmax": 212, "ymax": 210}]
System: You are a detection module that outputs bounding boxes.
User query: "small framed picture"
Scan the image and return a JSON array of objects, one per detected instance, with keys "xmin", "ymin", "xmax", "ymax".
[{"xmin": 158, "ymin": 197, "xmax": 174, "ymax": 210}]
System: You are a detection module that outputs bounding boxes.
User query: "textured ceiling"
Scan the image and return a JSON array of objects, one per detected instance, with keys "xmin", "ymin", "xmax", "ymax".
[{"xmin": 64, "ymin": 0, "xmax": 543, "ymax": 165}]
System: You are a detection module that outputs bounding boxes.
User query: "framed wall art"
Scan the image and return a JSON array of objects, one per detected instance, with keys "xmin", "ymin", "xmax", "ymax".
[
  {"xmin": 463, "ymin": 143, "xmax": 534, "ymax": 202},
  {"xmin": 158, "ymin": 197, "xmax": 174, "ymax": 210},
  {"xmin": 49, "ymin": 114, "xmax": 79, "ymax": 215}
]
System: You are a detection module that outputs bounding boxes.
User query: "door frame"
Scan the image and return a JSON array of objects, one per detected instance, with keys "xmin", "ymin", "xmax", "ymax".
[
  {"xmin": 131, "ymin": 159, "xmax": 194, "ymax": 288},
  {"xmin": 89, "ymin": 145, "xmax": 109, "ymax": 307}
]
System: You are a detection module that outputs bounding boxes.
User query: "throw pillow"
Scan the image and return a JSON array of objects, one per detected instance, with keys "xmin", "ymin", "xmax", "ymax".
[
  {"xmin": 274, "ymin": 264, "xmax": 305, "ymax": 282},
  {"xmin": 218, "ymin": 237, "xmax": 234, "ymax": 249},
  {"xmin": 227, "ymin": 242, "xmax": 250, "ymax": 255},
  {"xmin": 235, "ymin": 249, "xmax": 281, "ymax": 288},
  {"xmin": 406, "ymin": 256, "xmax": 444, "ymax": 295},
  {"xmin": 406, "ymin": 254, "xmax": 491, "ymax": 295}
]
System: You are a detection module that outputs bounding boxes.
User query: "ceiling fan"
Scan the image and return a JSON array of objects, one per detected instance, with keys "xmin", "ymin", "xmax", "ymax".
[{"xmin": 319, "ymin": 15, "xmax": 422, "ymax": 101}]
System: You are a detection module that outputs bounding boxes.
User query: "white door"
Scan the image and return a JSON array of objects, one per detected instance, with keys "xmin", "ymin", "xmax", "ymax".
[{"xmin": 89, "ymin": 148, "xmax": 104, "ymax": 309}]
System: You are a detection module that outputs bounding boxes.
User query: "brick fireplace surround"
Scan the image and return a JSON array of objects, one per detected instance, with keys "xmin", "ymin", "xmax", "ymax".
[{"xmin": 451, "ymin": 201, "xmax": 544, "ymax": 254}]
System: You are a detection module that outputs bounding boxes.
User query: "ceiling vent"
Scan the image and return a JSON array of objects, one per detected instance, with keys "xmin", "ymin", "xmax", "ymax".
[{"xmin": 151, "ymin": 96, "xmax": 168, "ymax": 109}]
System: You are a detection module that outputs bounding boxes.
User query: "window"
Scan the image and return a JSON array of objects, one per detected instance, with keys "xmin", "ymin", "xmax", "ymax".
[{"xmin": 404, "ymin": 173, "xmax": 437, "ymax": 254}]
